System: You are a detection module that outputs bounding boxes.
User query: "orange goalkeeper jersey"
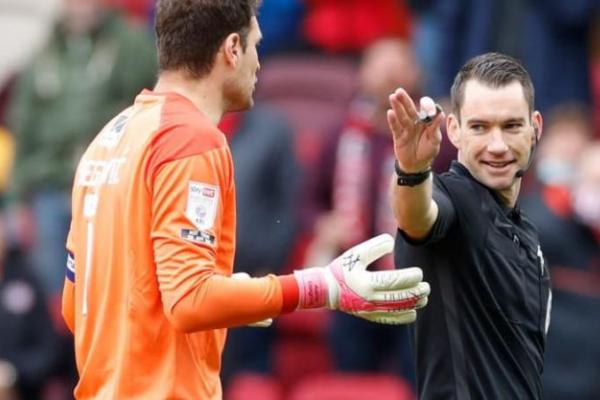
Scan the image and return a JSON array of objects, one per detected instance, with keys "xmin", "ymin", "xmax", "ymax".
[{"xmin": 62, "ymin": 91, "xmax": 298, "ymax": 399}]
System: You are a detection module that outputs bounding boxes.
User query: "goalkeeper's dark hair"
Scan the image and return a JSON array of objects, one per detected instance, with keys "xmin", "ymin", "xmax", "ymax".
[
  {"xmin": 451, "ymin": 52, "xmax": 535, "ymax": 122},
  {"xmin": 155, "ymin": 0, "xmax": 260, "ymax": 79}
]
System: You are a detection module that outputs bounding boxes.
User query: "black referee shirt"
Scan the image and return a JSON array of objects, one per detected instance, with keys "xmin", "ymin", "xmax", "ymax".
[{"xmin": 395, "ymin": 161, "xmax": 551, "ymax": 400}]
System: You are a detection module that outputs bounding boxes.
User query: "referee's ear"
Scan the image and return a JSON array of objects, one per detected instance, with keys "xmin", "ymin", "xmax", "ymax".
[
  {"xmin": 532, "ymin": 111, "xmax": 543, "ymax": 142},
  {"xmin": 446, "ymin": 113, "xmax": 461, "ymax": 150}
]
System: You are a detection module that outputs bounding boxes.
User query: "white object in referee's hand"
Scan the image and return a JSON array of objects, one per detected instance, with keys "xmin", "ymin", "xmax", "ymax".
[{"xmin": 417, "ymin": 97, "xmax": 443, "ymax": 124}]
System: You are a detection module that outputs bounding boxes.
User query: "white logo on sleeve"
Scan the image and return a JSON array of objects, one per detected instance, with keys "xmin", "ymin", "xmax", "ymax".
[{"xmin": 186, "ymin": 182, "xmax": 219, "ymax": 230}]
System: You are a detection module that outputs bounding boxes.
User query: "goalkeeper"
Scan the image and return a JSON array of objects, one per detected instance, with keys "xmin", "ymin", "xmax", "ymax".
[{"xmin": 61, "ymin": 1, "xmax": 430, "ymax": 399}]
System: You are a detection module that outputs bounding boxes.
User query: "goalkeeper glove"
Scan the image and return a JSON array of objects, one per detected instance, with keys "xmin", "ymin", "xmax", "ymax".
[{"xmin": 294, "ymin": 233, "xmax": 429, "ymax": 324}]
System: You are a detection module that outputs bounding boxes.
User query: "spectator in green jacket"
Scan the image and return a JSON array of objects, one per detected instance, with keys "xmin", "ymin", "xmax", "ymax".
[{"xmin": 6, "ymin": 0, "xmax": 157, "ymax": 299}]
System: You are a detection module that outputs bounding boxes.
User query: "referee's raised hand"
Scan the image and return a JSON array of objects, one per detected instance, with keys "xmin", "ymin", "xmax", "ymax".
[{"xmin": 387, "ymin": 88, "xmax": 445, "ymax": 173}]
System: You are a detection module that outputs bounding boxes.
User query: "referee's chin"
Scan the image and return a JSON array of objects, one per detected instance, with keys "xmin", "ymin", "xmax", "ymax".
[{"xmin": 473, "ymin": 170, "xmax": 519, "ymax": 193}]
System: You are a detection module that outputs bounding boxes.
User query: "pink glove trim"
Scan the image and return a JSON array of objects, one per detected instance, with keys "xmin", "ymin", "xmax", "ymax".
[
  {"xmin": 330, "ymin": 263, "xmax": 419, "ymax": 312},
  {"xmin": 295, "ymin": 269, "xmax": 329, "ymax": 309}
]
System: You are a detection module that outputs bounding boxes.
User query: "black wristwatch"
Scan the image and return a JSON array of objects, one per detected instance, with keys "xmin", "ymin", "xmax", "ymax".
[{"xmin": 394, "ymin": 160, "xmax": 432, "ymax": 187}]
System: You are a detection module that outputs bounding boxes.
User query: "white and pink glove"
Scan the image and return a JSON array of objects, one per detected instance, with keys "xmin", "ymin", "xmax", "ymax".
[{"xmin": 294, "ymin": 234, "xmax": 429, "ymax": 324}]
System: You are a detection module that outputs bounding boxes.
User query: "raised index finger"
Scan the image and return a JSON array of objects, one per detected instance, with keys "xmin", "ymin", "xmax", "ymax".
[
  {"xmin": 389, "ymin": 91, "xmax": 411, "ymax": 128},
  {"xmin": 396, "ymin": 89, "xmax": 419, "ymax": 122}
]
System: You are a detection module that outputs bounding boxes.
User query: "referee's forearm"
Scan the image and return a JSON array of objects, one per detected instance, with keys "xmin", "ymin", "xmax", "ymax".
[{"xmin": 389, "ymin": 174, "xmax": 438, "ymax": 240}]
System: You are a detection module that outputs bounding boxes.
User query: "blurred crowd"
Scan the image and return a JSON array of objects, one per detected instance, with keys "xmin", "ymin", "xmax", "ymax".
[{"xmin": 0, "ymin": 0, "xmax": 598, "ymax": 399}]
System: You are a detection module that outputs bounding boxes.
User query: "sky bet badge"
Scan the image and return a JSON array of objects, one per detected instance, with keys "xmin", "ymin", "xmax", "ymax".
[{"xmin": 186, "ymin": 181, "xmax": 219, "ymax": 230}]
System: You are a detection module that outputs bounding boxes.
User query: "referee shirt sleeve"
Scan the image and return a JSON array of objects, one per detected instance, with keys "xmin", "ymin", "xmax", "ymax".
[{"xmin": 399, "ymin": 176, "xmax": 456, "ymax": 245}]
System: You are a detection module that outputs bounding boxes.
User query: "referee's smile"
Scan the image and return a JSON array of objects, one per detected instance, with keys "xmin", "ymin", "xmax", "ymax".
[{"xmin": 480, "ymin": 159, "xmax": 517, "ymax": 174}]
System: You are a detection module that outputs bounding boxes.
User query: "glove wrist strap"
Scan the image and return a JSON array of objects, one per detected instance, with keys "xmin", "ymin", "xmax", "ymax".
[{"xmin": 294, "ymin": 268, "xmax": 329, "ymax": 309}]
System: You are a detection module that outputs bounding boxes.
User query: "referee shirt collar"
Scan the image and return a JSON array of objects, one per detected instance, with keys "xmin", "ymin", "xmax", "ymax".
[{"xmin": 449, "ymin": 161, "xmax": 522, "ymax": 222}]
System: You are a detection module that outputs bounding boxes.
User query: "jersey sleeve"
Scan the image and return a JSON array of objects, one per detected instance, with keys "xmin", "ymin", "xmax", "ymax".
[
  {"xmin": 149, "ymin": 128, "xmax": 294, "ymax": 332},
  {"xmin": 398, "ymin": 175, "xmax": 457, "ymax": 245}
]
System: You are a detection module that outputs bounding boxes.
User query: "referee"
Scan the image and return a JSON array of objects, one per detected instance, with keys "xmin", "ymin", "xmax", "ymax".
[{"xmin": 388, "ymin": 52, "xmax": 551, "ymax": 399}]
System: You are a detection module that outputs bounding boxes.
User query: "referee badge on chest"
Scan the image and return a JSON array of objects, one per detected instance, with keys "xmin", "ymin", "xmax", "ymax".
[{"xmin": 186, "ymin": 181, "xmax": 219, "ymax": 230}]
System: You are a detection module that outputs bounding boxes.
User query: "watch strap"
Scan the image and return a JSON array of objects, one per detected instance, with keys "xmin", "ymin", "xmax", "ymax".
[{"xmin": 394, "ymin": 160, "xmax": 431, "ymax": 187}]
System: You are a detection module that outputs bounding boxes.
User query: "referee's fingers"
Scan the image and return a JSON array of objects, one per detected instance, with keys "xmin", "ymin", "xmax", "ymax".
[
  {"xmin": 397, "ymin": 89, "xmax": 419, "ymax": 121},
  {"xmin": 389, "ymin": 89, "xmax": 414, "ymax": 129}
]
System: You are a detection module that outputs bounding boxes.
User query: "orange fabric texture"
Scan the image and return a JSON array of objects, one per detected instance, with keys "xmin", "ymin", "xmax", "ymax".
[
  {"xmin": 62, "ymin": 91, "xmax": 295, "ymax": 399},
  {"xmin": 0, "ymin": 128, "xmax": 15, "ymax": 192}
]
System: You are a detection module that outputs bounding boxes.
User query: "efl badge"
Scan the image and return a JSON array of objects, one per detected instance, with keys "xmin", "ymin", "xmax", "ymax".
[{"xmin": 186, "ymin": 182, "xmax": 219, "ymax": 230}]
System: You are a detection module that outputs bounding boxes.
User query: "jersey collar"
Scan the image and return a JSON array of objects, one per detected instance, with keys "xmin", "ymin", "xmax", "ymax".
[{"xmin": 449, "ymin": 160, "xmax": 521, "ymax": 221}]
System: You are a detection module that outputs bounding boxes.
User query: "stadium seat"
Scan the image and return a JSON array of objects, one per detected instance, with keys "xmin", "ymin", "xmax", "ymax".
[
  {"xmin": 255, "ymin": 55, "xmax": 358, "ymax": 270},
  {"xmin": 255, "ymin": 54, "xmax": 356, "ymax": 170},
  {"xmin": 272, "ymin": 310, "xmax": 333, "ymax": 391},
  {"xmin": 255, "ymin": 54, "xmax": 357, "ymax": 141},
  {"xmin": 288, "ymin": 373, "xmax": 415, "ymax": 400},
  {"xmin": 225, "ymin": 373, "xmax": 283, "ymax": 400}
]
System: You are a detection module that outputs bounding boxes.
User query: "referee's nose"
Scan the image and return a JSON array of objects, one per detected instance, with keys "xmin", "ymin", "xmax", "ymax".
[{"xmin": 487, "ymin": 129, "xmax": 510, "ymax": 154}]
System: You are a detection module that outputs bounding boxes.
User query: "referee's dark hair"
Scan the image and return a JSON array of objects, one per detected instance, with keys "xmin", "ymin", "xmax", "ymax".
[
  {"xmin": 155, "ymin": 0, "xmax": 260, "ymax": 79},
  {"xmin": 450, "ymin": 52, "xmax": 535, "ymax": 121}
]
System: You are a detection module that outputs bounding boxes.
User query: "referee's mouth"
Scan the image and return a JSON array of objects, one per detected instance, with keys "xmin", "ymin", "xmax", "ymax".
[{"xmin": 481, "ymin": 160, "xmax": 517, "ymax": 172}]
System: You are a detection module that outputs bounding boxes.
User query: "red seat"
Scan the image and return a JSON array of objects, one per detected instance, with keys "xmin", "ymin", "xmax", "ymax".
[
  {"xmin": 276, "ymin": 308, "xmax": 330, "ymax": 337},
  {"xmin": 288, "ymin": 373, "xmax": 415, "ymax": 400},
  {"xmin": 225, "ymin": 373, "xmax": 283, "ymax": 400},
  {"xmin": 255, "ymin": 55, "xmax": 357, "ymax": 138},
  {"xmin": 255, "ymin": 55, "xmax": 358, "ymax": 269},
  {"xmin": 273, "ymin": 310, "xmax": 333, "ymax": 391},
  {"xmin": 255, "ymin": 55, "xmax": 356, "ymax": 169}
]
